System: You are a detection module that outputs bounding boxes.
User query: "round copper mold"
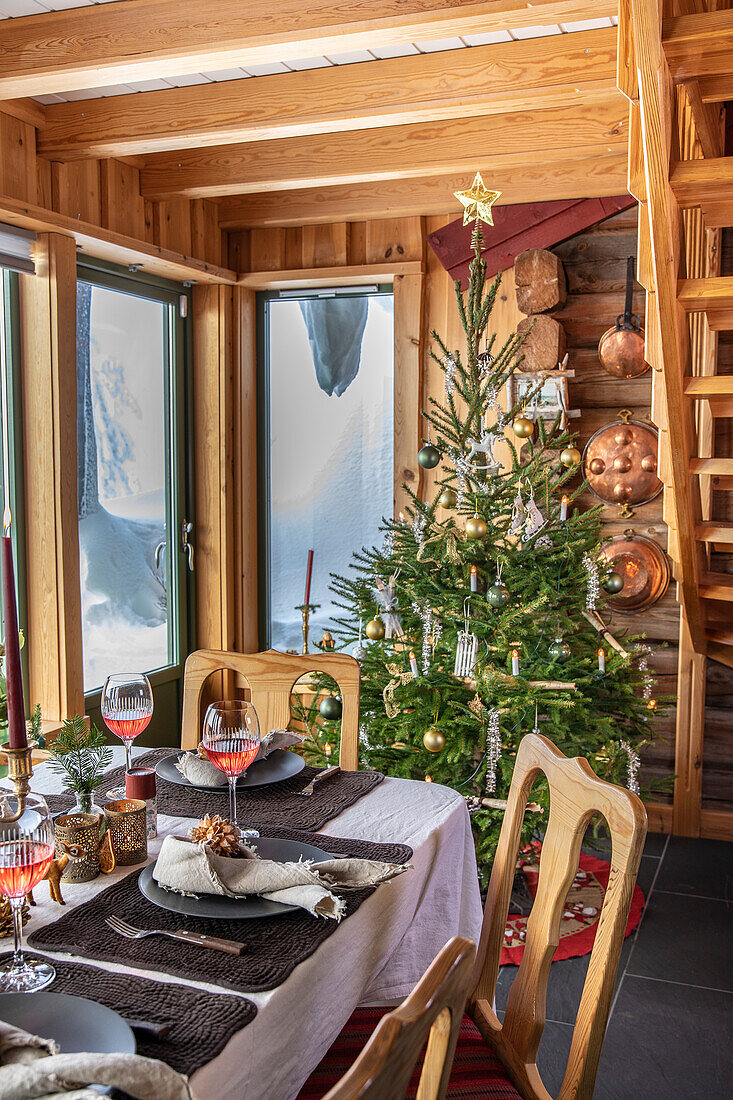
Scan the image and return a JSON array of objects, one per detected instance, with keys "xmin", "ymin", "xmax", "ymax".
[
  {"xmin": 601, "ymin": 531, "xmax": 670, "ymax": 613},
  {"xmin": 582, "ymin": 413, "xmax": 663, "ymax": 512},
  {"xmin": 598, "ymin": 325, "xmax": 651, "ymax": 379}
]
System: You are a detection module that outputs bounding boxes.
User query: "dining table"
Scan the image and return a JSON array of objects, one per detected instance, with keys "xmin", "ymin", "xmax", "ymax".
[{"xmin": 2, "ymin": 747, "xmax": 483, "ymax": 1100}]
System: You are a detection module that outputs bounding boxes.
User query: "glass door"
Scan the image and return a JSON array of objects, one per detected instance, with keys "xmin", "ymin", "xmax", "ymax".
[{"xmin": 77, "ymin": 264, "xmax": 193, "ymax": 744}]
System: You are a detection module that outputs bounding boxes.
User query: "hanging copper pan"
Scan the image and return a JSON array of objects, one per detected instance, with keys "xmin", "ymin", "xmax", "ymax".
[
  {"xmin": 582, "ymin": 410, "xmax": 662, "ymax": 517},
  {"xmin": 601, "ymin": 530, "xmax": 670, "ymax": 613},
  {"xmin": 598, "ymin": 256, "xmax": 650, "ymax": 379}
]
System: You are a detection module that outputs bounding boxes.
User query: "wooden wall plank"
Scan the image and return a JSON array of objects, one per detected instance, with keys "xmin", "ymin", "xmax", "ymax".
[
  {"xmin": 99, "ymin": 159, "xmax": 149, "ymax": 241},
  {"xmin": 0, "ymin": 112, "xmax": 37, "ymax": 203},
  {"xmin": 19, "ymin": 233, "xmax": 84, "ymax": 720},
  {"xmin": 191, "ymin": 199, "xmax": 222, "ymax": 267},
  {"xmin": 154, "ymin": 198, "xmax": 192, "ymax": 255},
  {"xmin": 51, "ymin": 159, "xmax": 101, "ymax": 224},
  {"xmin": 301, "ymin": 223, "xmax": 348, "ymax": 268},
  {"xmin": 673, "ymin": 608, "xmax": 706, "ymax": 835},
  {"xmin": 393, "ymin": 271, "xmax": 425, "ymax": 516}
]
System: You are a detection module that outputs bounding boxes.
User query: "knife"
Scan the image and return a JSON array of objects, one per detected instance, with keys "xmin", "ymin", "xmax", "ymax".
[{"xmin": 297, "ymin": 765, "xmax": 341, "ymax": 797}]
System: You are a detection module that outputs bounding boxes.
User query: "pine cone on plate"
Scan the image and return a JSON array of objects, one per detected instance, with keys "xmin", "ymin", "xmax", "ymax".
[
  {"xmin": 196, "ymin": 742, "xmax": 208, "ymax": 759},
  {"xmin": 188, "ymin": 814, "xmax": 241, "ymax": 857}
]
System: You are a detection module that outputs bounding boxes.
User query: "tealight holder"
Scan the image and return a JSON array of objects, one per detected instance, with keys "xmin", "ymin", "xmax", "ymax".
[
  {"xmin": 54, "ymin": 812, "xmax": 102, "ymax": 883},
  {"xmin": 104, "ymin": 799, "xmax": 147, "ymax": 865}
]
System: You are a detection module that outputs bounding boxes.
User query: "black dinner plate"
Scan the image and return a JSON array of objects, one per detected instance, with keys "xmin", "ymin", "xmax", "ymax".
[
  {"xmin": 0, "ymin": 991, "xmax": 135, "ymax": 1056},
  {"xmin": 138, "ymin": 834, "xmax": 331, "ymax": 919},
  {"xmin": 155, "ymin": 747, "xmax": 305, "ymax": 791}
]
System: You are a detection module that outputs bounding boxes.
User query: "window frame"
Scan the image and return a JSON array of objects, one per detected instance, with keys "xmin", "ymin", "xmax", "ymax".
[
  {"xmin": 256, "ymin": 284, "xmax": 394, "ymax": 649},
  {"xmin": 0, "ymin": 269, "xmax": 29, "ymax": 707},
  {"xmin": 76, "ymin": 258, "xmax": 195, "ymax": 705}
]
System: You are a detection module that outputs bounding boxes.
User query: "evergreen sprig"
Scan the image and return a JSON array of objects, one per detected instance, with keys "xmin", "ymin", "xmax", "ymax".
[{"xmin": 47, "ymin": 716, "xmax": 113, "ymax": 796}]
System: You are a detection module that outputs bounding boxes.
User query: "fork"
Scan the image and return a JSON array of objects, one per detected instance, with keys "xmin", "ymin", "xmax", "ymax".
[
  {"xmin": 105, "ymin": 915, "xmax": 246, "ymax": 955},
  {"xmin": 297, "ymin": 765, "xmax": 341, "ymax": 797}
]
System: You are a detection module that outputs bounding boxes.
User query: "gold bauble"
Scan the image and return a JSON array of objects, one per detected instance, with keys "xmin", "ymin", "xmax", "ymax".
[
  {"xmin": 512, "ymin": 416, "xmax": 534, "ymax": 439},
  {"xmin": 465, "ymin": 514, "xmax": 487, "ymax": 540},
  {"xmin": 365, "ymin": 617, "xmax": 386, "ymax": 640},
  {"xmin": 439, "ymin": 487, "xmax": 457, "ymax": 508},
  {"xmin": 423, "ymin": 727, "xmax": 446, "ymax": 753},
  {"xmin": 560, "ymin": 446, "xmax": 582, "ymax": 467}
]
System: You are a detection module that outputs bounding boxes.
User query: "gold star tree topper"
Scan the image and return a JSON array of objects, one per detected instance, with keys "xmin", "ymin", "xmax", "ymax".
[{"xmin": 454, "ymin": 172, "xmax": 502, "ymax": 227}]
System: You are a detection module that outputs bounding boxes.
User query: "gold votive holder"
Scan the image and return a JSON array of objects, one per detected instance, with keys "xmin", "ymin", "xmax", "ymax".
[
  {"xmin": 54, "ymin": 812, "xmax": 103, "ymax": 884},
  {"xmin": 104, "ymin": 799, "xmax": 148, "ymax": 866}
]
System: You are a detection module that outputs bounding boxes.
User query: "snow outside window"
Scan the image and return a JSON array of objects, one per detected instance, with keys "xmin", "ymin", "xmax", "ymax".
[
  {"xmin": 77, "ymin": 281, "xmax": 170, "ymax": 691},
  {"xmin": 266, "ymin": 292, "xmax": 394, "ymax": 651}
]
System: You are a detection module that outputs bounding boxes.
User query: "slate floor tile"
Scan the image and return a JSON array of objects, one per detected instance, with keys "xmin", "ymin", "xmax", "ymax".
[
  {"xmin": 594, "ymin": 976, "xmax": 733, "ymax": 1100},
  {"xmin": 627, "ymin": 892, "xmax": 733, "ymax": 991},
  {"xmin": 654, "ymin": 837, "xmax": 733, "ymax": 901}
]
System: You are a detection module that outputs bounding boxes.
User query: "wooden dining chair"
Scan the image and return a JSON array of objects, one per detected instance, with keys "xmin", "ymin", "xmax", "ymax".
[
  {"xmin": 303, "ymin": 937, "xmax": 476, "ymax": 1100},
  {"xmin": 301, "ymin": 733, "xmax": 647, "ymax": 1100},
  {"xmin": 180, "ymin": 648, "xmax": 361, "ymax": 770}
]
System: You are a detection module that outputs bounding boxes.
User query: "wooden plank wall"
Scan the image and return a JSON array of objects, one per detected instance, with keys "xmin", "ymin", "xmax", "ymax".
[{"xmin": 0, "ymin": 105, "xmax": 223, "ymax": 269}]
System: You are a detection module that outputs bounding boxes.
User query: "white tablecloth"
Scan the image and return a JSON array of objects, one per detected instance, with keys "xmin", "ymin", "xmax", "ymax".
[{"xmin": 7, "ymin": 749, "xmax": 483, "ymax": 1100}]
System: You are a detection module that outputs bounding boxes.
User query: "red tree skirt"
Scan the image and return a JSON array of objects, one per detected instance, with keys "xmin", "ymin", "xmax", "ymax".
[{"xmin": 500, "ymin": 843, "xmax": 645, "ymax": 967}]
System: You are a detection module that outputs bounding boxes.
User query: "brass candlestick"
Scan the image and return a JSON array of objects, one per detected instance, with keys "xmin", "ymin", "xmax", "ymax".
[
  {"xmin": 296, "ymin": 603, "xmax": 320, "ymax": 655},
  {"xmin": 1, "ymin": 742, "xmax": 37, "ymax": 823}
]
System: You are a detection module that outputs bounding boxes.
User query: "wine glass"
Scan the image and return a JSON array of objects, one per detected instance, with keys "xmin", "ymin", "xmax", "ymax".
[
  {"xmin": 0, "ymin": 792, "xmax": 56, "ymax": 992},
  {"xmin": 202, "ymin": 701, "xmax": 260, "ymax": 839},
  {"xmin": 101, "ymin": 673, "xmax": 153, "ymax": 799}
]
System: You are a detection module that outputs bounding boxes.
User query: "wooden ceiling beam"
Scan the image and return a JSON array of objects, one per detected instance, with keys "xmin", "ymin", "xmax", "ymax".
[
  {"xmin": 140, "ymin": 101, "xmax": 628, "ymax": 200},
  {"xmin": 38, "ymin": 28, "xmax": 618, "ymax": 160},
  {"xmin": 218, "ymin": 154, "xmax": 630, "ymax": 228},
  {"xmin": 0, "ymin": 0, "xmax": 618, "ymax": 100}
]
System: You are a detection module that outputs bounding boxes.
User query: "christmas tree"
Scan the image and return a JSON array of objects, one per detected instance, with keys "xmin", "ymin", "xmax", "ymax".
[{"xmin": 319, "ymin": 176, "xmax": 660, "ymax": 882}]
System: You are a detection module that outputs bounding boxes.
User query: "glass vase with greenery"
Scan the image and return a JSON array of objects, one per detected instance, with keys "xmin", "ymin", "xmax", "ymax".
[{"xmin": 47, "ymin": 717, "xmax": 113, "ymax": 814}]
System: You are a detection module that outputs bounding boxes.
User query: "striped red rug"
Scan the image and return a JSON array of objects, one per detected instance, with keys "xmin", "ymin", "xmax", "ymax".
[{"xmin": 501, "ymin": 842, "xmax": 645, "ymax": 966}]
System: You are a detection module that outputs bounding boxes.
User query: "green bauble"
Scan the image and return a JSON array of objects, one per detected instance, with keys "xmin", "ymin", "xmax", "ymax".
[
  {"xmin": 549, "ymin": 637, "xmax": 572, "ymax": 663},
  {"xmin": 418, "ymin": 444, "xmax": 440, "ymax": 469},
  {"xmin": 602, "ymin": 570, "xmax": 624, "ymax": 594},
  {"xmin": 465, "ymin": 514, "xmax": 487, "ymax": 540},
  {"xmin": 439, "ymin": 487, "xmax": 457, "ymax": 508},
  {"xmin": 422, "ymin": 727, "xmax": 446, "ymax": 753},
  {"xmin": 486, "ymin": 582, "xmax": 510, "ymax": 609},
  {"xmin": 319, "ymin": 695, "xmax": 342, "ymax": 721}
]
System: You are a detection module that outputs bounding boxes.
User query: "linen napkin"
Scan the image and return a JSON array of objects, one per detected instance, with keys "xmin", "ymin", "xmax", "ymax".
[
  {"xmin": 174, "ymin": 729, "xmax": 306, "ymax": 787},
  {"xmin": 0, "ymin": 1020, "xmax": 192, "ymax": 1100},
  {"xmin": 153, "ymin": 835, "xmax": 410, "ymax": 920}
]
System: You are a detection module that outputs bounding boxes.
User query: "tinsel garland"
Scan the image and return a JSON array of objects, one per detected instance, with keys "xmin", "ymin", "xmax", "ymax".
[
  {"xmin": 619, "ymin": 739, "xmax": 641, "ymax": 794},
  {"xmin": 468, "ymin": 694, "xmax": 502, "ymax": 794},
  {"xmin": 444, "ymin": 354, "xmax": 457, "ymax": 397},
  {"xmin": 582, "ymin": 552, "xmax": 600, "ymax": 611},
  {"xmin": 382, "ymin": 663, "xmax": 415, "ymax": 719}
]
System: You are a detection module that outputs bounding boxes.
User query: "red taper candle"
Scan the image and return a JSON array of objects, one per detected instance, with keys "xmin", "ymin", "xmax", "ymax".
[
  {"xmin": 304, "ymin": 548, "xmax": 314, "ymax": 606},
  {"xmin": 2, "ymin": 510, "xmax": 26, "ymax": 749}
]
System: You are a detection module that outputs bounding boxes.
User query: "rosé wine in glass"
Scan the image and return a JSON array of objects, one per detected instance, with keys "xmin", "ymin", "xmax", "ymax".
[
  {"xmin": 202, "ymin": 701, "xmax": 260, "ymax": 838},
  {"xmin": 101, "ymin": 673, "xmax": 154, "ymax": 799},
  {"xmin": 0, "ymin": 792, "xmax": 56, "ymax": 993}
]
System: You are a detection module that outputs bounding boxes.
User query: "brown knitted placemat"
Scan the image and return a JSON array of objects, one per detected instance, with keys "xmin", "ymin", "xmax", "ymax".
[
  {"xmin": 0, "ymin": 954, "xmax": 255, "ymax": 1075},
  {"xmin": 28, "ymin": 827, "xmax": 412, "ymax": 994},
  {"xmin": 45, "ymin": 747, "xmax": 384, "ymax": 831}
]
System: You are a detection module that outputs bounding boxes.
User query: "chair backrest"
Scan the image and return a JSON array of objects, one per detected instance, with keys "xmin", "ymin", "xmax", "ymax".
[
  {"xmin": 468, "ymin": 733, "xmax": 647, "ymax": 1100},
  {"xmin": 180, "ymin": 648, "xmax": 361, "ymax": 770},
  {"xmin": 324, "ymin": 937, "xmax": 476, "ymax": 1100}
]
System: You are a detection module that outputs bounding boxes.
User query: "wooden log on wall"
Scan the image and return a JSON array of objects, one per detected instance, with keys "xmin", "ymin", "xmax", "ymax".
[
  {"xmin": 516, "ymin": 313, "xmax": 566, "ymax": 371},
  {"xmin": 514, "ymin": 248, "xmax": 567, "ymax": 314},
  {"xmin": 19, "ymin": 233, "xmax": 84, "ymax": 720}
]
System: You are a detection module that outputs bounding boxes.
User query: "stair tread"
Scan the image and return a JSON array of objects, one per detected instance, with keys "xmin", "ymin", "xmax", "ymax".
[
  {"xmin": 678, "ymin": 277, "xmax": 733, "ymax": 313},
  {"xmin": 671, "ymin": 157, "xmax": 733, "ymax": 208},
  {"xmin": 690, "ymin": 458, "xmax": 733, "ymax": 475},
  {"xmin": 684, "ymin": 376, "xmax": 733, "ymax": 396}
]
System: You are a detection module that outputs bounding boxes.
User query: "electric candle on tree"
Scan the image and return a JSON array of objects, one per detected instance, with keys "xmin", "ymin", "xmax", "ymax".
[
  {"xmin": 511, "ymin": 649, "xmax": 520, "ymax": 677},
  {"xmin": 470, "ymin": 566, "xmax": 478, "ymax": 593},
  {"xmin": 2, "ymin": 509, "xmax": 26, "ymax": 750}
]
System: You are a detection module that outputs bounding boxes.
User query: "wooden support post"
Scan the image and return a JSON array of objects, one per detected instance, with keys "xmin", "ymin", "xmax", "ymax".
[
  {"xmin": 393, "ymin": 270, "xmax": 425, "ymax": 516},
  {"xmin": 673, "ymin": 607, "xmax": 706, "ymax": 837},
  {"xmin": 19, "ymin": 233, "xmax": 84, "ymax": 721},
  {"xmin": 192, "ymin": 284, "xmax": 237, "ymax": 654}
]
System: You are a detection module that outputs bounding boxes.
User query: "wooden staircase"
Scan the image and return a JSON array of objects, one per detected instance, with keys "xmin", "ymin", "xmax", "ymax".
[{"xmin": 619, "ymin": 0, "xmax": 733, "ymax": 838}]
